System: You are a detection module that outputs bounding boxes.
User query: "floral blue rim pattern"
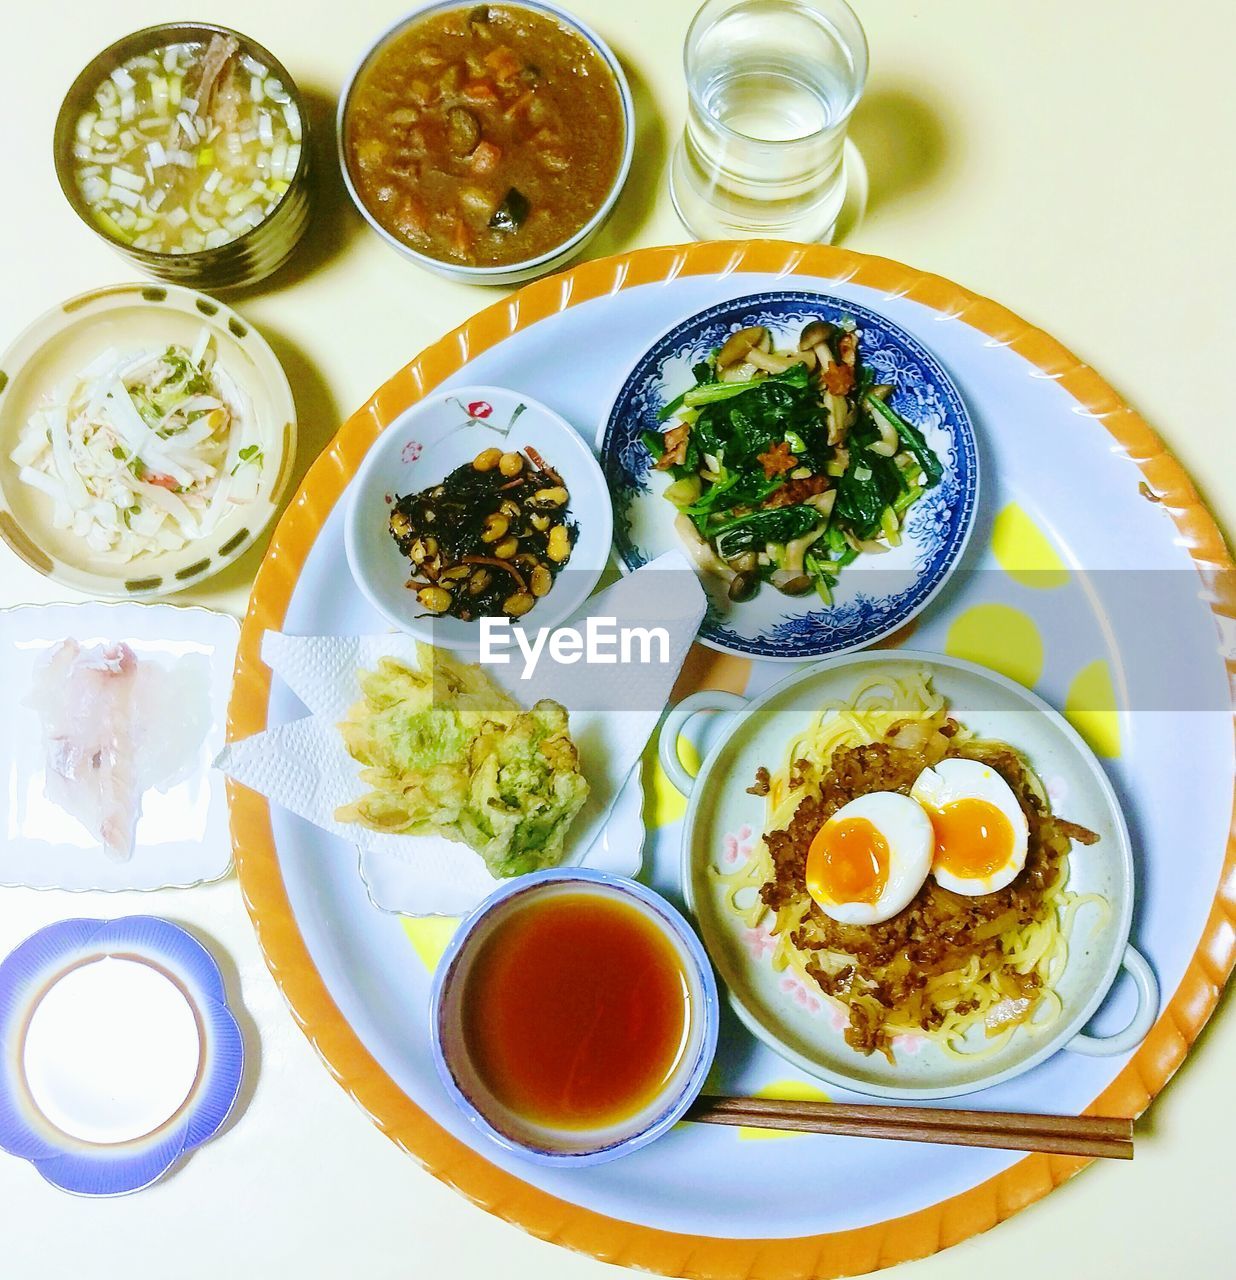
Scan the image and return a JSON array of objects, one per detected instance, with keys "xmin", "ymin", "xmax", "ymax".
[
  {"xmin": 599, "ymin": 291, "xmax": 980, "ymax": 659},
  {"xmin": 0, "ymin": 916, "xmax": 244, "ymax": 1196},
  {"xmin": 429, "ymin": 868, "xmax": 719, "ymax": 1167}
]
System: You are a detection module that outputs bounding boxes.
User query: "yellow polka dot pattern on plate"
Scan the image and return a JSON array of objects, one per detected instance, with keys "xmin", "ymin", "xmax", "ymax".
[
  {"xmin": 402, "ymin": 916, "xmax": 460, "ymax": 973},
  {"xmin": 1065, "ymin": 659, "xmax": 1122, "ymax": 758},
  {"xmin": 738, "ymin": 1079, "xmax": 832, "ymax": 1141},
  {"xmin": 642, "ymin": 734, "xmax": 701, "ymax": 829},
  {"xmin": 945, "ymin": 603, "xmax": 1045, "ymax": 689},
  {"xmin": 991, "ymin": 503, "xmax": 1069, "ymax": 589}
]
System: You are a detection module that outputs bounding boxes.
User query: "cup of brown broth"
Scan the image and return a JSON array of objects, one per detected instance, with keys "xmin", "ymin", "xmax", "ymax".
[{"xmin": 431, "ymin": 869, "xmax": 719, "ymax": 1165}]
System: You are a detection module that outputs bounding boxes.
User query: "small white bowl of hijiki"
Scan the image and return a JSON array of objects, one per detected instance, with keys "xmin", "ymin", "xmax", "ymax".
[
  {"xmin": 0, "ymin": 284, "xmax": 295, "ymax": 598},
  {"xmin": 344, "ymin": 386, "xmax": 613, "ymax": 646},
  {"xmin": 54, "ymin": 23, "xmax": 311, "ymax": 289}
]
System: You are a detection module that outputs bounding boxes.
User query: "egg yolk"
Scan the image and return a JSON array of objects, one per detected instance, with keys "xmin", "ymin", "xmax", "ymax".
[
  {"xmin": 806, "ymin": 817, "xmax": 889, "ymax": 907},
  {"xmin": 927, "ymin": 799, "xmax": 1014, "ymax": 880}
]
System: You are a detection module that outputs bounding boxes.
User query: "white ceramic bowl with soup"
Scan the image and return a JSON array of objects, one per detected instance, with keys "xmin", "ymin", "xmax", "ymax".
[
  {"xmin": 338, "ymin": 1, "xmax": 634, "ymax": 286},
  {"xmin": 431, "ymin": 869, "xmax": 719, "ymax": 1165}
]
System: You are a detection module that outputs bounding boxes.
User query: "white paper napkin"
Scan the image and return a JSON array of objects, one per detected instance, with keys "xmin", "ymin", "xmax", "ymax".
[{"xmin": 217, "ymin": 551, "xmax": 705, "ymax": 916}]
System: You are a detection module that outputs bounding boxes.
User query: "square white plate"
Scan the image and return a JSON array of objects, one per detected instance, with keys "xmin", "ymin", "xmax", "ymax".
[{"xmin": 0, "ymin": 601, "xmax": 237, "ymax": 891}]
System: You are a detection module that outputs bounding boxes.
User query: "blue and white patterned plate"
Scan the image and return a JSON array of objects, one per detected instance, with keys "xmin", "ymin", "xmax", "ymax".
[
  {"xmin": 598, "ymin": 291, "xmax": 980, "ymax": 660},
  {"xmin": 0, "ymin": 917, "xmax": 244, "ymax": 1196}
]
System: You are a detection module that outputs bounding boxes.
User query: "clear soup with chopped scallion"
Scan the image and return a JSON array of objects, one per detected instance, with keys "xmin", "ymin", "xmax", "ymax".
[{"xmin": 71, "ymin": 35, "xmax": 302, "ymax": 255}]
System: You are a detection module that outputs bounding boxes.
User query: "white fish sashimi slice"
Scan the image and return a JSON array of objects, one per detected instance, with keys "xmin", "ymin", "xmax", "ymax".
[
  {"xmin": 31, "ymin": 639, "xmax": 143, "ymax": 860},
  {"xmin": 134, "ymin": 653, "xmax": 212, "ymax": 792}
]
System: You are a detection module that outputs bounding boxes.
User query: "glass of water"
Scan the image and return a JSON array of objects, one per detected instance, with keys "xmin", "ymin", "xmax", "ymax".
[{"xmin": 669, "ymin": 0, "xmax": 868, "ymax": 243}]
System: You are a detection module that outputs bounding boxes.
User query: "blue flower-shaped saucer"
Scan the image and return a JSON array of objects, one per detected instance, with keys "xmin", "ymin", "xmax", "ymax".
[{"xmin": 0, "ymin": 916, "xmax": 244, "ymax": 1195}]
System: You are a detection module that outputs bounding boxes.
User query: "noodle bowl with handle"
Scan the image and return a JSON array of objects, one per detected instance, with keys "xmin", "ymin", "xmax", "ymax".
[{"xmin": 659, "ymin": 651, "xmax": 1158, "ymax": 1100}]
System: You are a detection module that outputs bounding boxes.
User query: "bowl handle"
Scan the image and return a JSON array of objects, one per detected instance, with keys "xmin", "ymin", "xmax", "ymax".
[
  {"xmin": 1064, "ymin": 944, "xmax": 1160, "ymax": 1057},
  {"xmin": 658, "ymin": 690, "xmax": 748, "ymax": 798}
]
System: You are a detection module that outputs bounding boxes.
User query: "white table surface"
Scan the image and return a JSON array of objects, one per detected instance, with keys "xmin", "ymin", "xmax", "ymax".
[{"xmin": 2, "ymin": 1, "xmax": 1234, "ymax": 1276}]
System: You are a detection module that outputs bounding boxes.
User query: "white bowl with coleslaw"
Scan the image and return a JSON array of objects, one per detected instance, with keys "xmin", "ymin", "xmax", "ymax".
[{"xmin": 0, "ymin": 283, "xmax": 296, "ymax": 597}]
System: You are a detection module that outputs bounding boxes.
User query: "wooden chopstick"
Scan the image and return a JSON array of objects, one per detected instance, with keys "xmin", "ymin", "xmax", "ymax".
[{"xmin": 683, "ymin": 1096, "xmax": 1133, "ymax": 1160}]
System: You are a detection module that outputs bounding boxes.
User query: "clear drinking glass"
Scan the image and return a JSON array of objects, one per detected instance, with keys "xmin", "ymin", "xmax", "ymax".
[{"xmin": 669, "ymin": 0, "xmax": 868, "ymax": 243}]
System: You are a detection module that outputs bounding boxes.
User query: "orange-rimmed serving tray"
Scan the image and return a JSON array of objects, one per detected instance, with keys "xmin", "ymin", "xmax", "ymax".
[{"xmin": 228, "ymin": 240, "xmax": 1236, "ymax": 1278}]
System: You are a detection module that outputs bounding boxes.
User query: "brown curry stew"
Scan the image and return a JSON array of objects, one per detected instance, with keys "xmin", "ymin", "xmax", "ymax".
[{"xmin": 344, "ymin": 4, "xmax": 626, "ymax": 268}]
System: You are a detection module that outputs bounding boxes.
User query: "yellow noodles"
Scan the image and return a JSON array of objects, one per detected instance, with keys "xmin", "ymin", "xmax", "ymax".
[{"xmin": 715, "ymin": 668, "xmax": 1108, "ymax": 1060}]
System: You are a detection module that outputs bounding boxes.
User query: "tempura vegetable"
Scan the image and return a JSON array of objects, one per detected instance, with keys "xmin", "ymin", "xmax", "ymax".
[{"xmin": 335, "ymin": 645, "xmax": 588, "ymax": 877}]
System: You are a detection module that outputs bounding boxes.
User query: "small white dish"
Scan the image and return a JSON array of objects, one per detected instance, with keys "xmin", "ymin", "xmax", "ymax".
[
  {"xmin": 0, "ymin": 601, "xmax": 237, "ymax": 891},
  {"xmin": 24, "ymin": 958, "xmax": 200, "ymax": 1145},
  {"xmin": 343, "ymin": 385, "xmax": 613, "ymax": 649}
]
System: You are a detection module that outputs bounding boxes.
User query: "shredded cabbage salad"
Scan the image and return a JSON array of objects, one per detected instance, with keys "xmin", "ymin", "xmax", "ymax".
[{"xmin": 11, "ymin": 330, "xmax": 262, "ymax": 560}]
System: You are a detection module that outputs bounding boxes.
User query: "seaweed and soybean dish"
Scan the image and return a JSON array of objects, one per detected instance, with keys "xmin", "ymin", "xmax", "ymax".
[
  {"xmin": 389, "ymin": 446, "xmax": 576, "ymax": 620},
  {"xmin": 345, "ymin": 4, "xmax": 625, "ymax": 267},
  {"xmin": 645, "ymin": 320, "xmax": 944, "ymax": 605}
]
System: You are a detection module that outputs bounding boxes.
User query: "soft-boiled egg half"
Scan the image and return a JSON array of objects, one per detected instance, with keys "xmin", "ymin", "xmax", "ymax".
[
  {"xmin": 910, "ymin": 758, "xmax": 1030, "ymax": 895},
  {"xmin": 805, "ymin": 792, "xmax": 934, "ymax": 926}
]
